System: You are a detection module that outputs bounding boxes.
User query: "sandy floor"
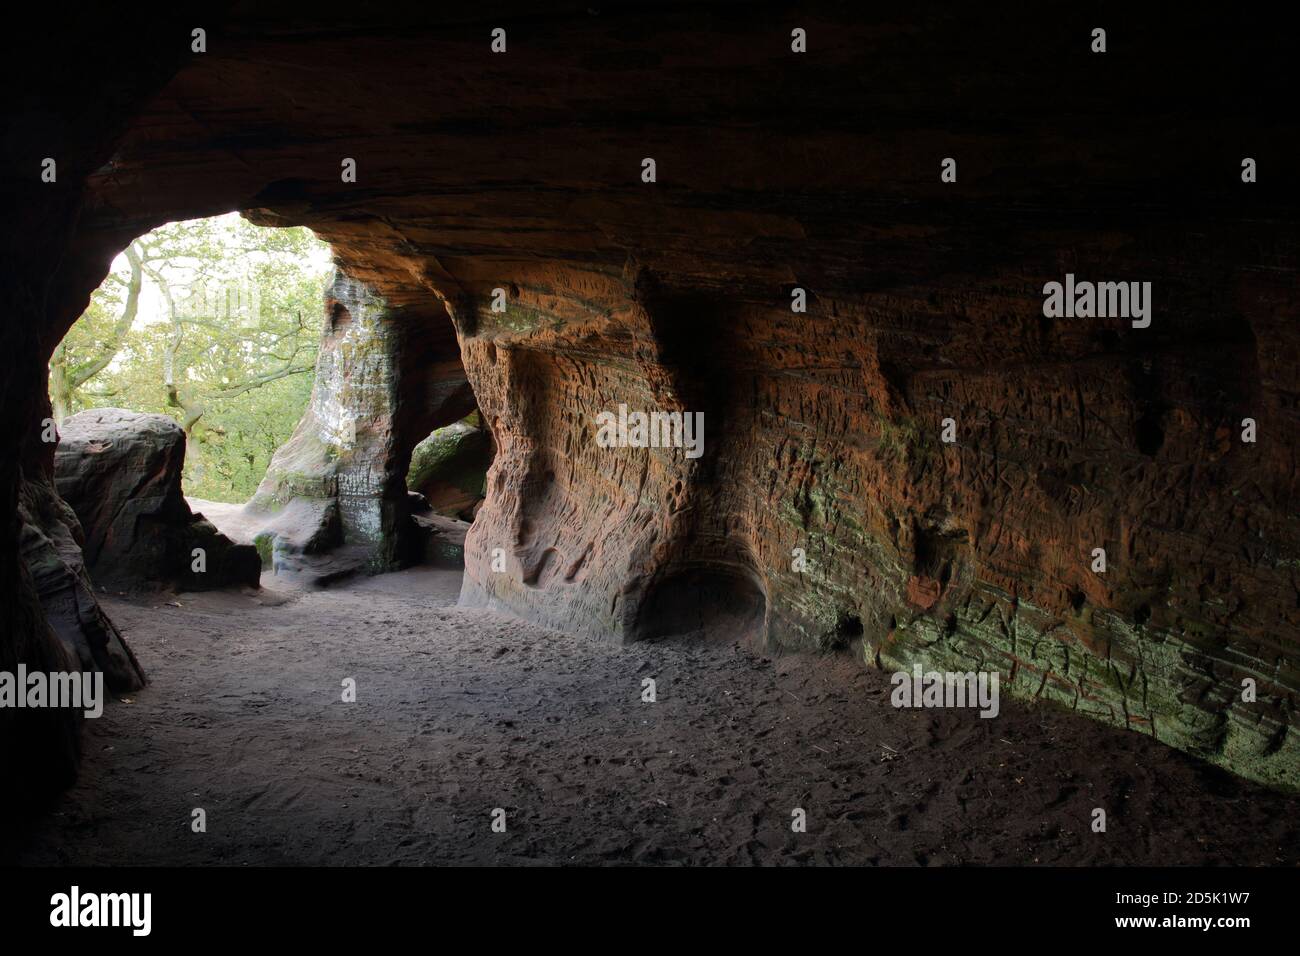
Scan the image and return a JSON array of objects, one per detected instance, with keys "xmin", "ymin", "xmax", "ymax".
[{"xmin": 11, "ymin": 566, "xmax": 1300, "ymax": 866}]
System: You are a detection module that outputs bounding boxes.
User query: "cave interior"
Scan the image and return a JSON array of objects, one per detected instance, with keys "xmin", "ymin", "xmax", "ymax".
[{"xmin": 3, "ymin": 3, "xmax": 1299, "ymax": 828}]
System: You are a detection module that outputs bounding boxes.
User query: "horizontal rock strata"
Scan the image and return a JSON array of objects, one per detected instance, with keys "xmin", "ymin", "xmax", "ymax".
[{"xmin": 3, "ymin": 6, "xmax": 1297, "ymax": 790}]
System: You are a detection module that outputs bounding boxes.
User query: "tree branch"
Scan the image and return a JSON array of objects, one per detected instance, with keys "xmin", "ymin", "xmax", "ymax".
[{"xmin": 66, "ymin": 242, "xmax": 143, "ymax": 389}]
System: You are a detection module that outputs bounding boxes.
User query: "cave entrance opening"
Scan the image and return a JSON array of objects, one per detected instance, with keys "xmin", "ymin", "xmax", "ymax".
[
  {"xmin": 404, "ymin": 411, "xmax": 494, "ymax": 566},
  {"xmin": 46, "ymin": 212, "xmax": 492, "ymax": 594},
  {"xmin": 49, "ymin": 212, "xmax": 332, "ymax": 506},
  {"xmin": 632, "ymin": 561, "xmax": 768, "ymax": 645}
]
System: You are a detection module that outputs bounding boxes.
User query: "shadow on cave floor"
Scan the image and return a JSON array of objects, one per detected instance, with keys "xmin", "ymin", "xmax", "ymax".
[{"xmin": 8, "ymin": 564, "xmax": 1300, "ymax": 866}]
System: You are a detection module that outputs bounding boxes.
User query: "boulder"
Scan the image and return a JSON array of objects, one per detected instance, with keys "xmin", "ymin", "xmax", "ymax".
[
  {"xmin": 406, "ymin": 421, "xmax": 490, "ymax": 520},
  {"xmin": 188, "ymin": 494, "xmax": 368, "ymax": 589},
  {"xmin": 410, "ymin": 501, "xmax": 470, "ymax": 568},
  {"xmin": 54, "ymin": 409, "xmax": 260, "ymax": 591}
]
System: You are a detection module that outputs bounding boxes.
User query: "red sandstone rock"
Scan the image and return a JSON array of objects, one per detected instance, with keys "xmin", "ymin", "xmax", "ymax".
[
  {"xmin": 907, "ymin": 576, "xmax": 942, "ymax": 611},
  {"xmin": 2, "ymin": 6, "xmax": 1298, "ymax": 793}
]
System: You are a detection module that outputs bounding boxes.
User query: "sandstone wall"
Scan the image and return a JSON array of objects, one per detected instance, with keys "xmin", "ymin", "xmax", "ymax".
[
  {"xmin": 3, "ymin": 5, "xmax": 1297, "ymax": 791},
  {"xmin": 250, "ymin": 270, "xmax": 477, "ymax": 570},
  {"xmin": 451, "ymin": 244, "xmax": 1299, "ymax": 789}
]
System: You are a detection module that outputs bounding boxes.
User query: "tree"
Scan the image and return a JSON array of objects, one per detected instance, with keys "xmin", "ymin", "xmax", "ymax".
[
  {"xmin": 48, "ymin": 243, "xmax": 143, "ymax": 421},
  {"xmin": 51, "ymin": 214, "xmax": 330, "ymax": 502}
]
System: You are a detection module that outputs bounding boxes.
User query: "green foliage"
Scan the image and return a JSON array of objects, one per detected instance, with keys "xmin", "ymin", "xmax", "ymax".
[{"xmin": 52, "ymin": 214, "xmax": 331, "ymax": 503}]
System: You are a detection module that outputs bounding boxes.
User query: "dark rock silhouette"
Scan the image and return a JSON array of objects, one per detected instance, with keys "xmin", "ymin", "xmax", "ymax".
[
  {"xmin": 18, "ymin": 474, "xmax": 145, "ymax": 693},
  {"xmin": 54, "ymin": 409, "xmax": 260, "ymax": 592}
]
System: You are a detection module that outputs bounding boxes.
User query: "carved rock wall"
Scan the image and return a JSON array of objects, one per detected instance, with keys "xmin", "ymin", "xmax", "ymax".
[
  {"xmin": 250, "ymin": 270, "xmax": 476, "ymax": 570},
  {"xmin": 3, "ymin": 5, "xmax": 1298, "ymax": 791}
]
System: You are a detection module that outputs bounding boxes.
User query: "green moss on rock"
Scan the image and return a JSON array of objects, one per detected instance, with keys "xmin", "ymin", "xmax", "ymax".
[{"xmin": 406, "ymin": 421, "xmax": 490, "ymax": 517}]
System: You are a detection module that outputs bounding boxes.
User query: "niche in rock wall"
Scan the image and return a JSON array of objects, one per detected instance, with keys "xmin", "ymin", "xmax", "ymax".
[{"xmin": 631, "ymin": 561, "xmax": 768, "ymax": 644}]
